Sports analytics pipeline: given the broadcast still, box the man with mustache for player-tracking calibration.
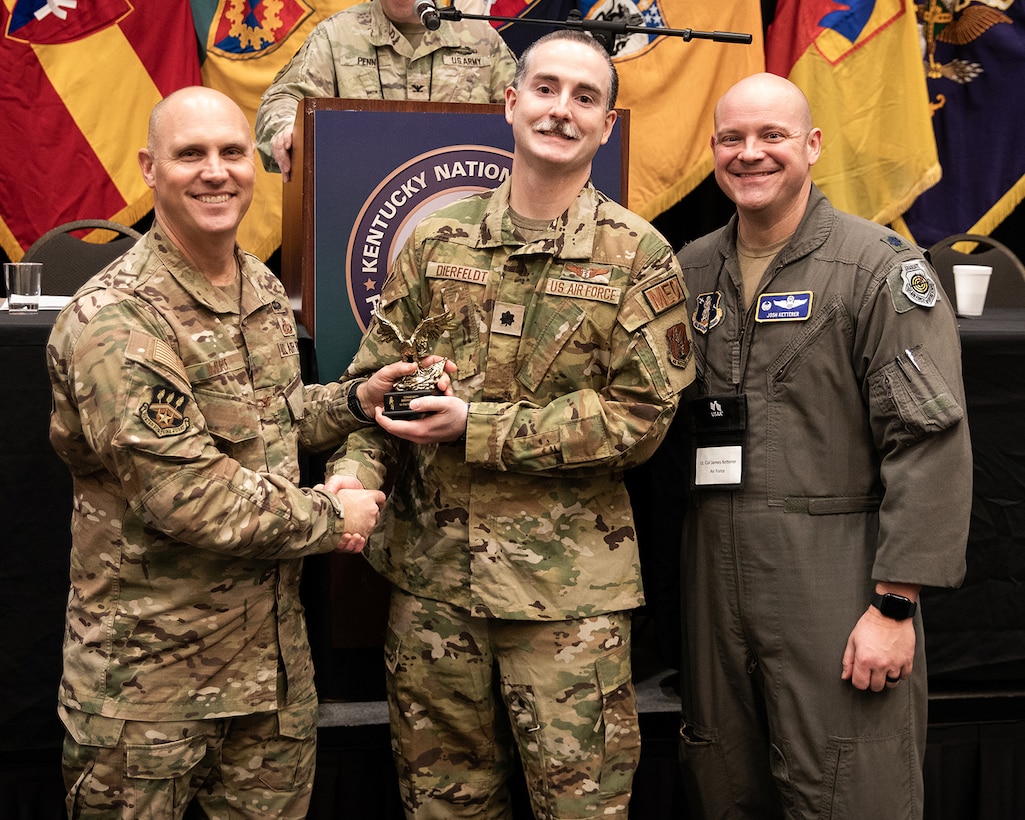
[325,30,695,819]
[675,73,972,818]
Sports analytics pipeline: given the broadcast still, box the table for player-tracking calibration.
[922,308,1025,688]
[0,310,70,754]
[2,307,1024,819]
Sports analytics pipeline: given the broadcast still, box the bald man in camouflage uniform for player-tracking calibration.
[46,87,417,818]
[255,0,517,181]
[327,31,695,819]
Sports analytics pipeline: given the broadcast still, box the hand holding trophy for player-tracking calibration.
[372,306,455,419]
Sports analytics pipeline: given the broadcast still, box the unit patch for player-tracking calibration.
[899,260,938,308]
[666,322,692,368]
[140,386,191,437]
[755,291,813,322]
[692,292,725,334]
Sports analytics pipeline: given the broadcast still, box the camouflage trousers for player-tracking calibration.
[60,706,316,819]
[384,588,641,820]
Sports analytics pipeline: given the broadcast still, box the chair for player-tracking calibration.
[927,232,1025,311]
[22,219,142,296]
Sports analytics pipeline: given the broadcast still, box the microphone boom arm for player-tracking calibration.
[435,7,753,45]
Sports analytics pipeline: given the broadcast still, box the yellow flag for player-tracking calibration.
[767,0,939,225]
[609,0,765,220]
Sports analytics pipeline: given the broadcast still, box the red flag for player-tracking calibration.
[0,1,201,260]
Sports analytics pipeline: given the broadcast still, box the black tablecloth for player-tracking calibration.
[922,309,1025,686]
[0,310,70,752]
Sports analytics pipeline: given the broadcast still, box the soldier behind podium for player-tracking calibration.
[255,0,517,182]
[43,86,429,818]
[326,30,695,819]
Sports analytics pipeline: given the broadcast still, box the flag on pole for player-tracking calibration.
[900,0,1025,248]
[0,1,201,261]
[578,0,765,221]
[191,0,359,262]
[766,0,939,226]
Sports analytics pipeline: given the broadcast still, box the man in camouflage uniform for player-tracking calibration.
[327,31,695,819]
[255,0,517,181]
[46,86,418,818]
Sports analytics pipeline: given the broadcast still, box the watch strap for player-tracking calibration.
[871,592,918,621]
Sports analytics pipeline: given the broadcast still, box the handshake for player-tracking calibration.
[316,356,459,553]
[317,475,385,555]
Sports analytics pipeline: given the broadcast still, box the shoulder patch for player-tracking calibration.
[692,292,725,334]
[666,322,692,369]
[126,328,188,384]
[898,260,938,308]
[139,386,191,437]
[642,276,685,315]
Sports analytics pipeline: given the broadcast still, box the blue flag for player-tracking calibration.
[901,0,1025,247]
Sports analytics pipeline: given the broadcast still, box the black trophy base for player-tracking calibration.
[383,388,438,419]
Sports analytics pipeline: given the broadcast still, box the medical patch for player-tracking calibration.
[139,386,191,437]
[755,291,813,322]
[899,260,938,307]
[692,292,725,334]
[642,277,685,315]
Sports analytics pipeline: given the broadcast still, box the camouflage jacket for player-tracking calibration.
[47,225,367,731]
[255,0,517,172]
[332,180,695,620]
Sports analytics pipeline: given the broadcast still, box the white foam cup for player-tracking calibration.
[952,264,992,317]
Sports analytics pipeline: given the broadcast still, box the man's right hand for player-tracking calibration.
[331,486,385,553]
[271,124,294,182]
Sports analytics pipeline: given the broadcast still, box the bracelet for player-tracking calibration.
[346,378,374,423]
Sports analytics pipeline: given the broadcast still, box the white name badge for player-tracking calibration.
[694,445,743,487]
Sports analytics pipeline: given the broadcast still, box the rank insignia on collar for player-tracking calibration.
[882,235,909,252]
[692,291,725,334]
[140,386,191,437]
[756,291,813,322]
[899,260,938,308]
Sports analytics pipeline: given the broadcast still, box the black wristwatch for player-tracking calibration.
[871,592,918,621]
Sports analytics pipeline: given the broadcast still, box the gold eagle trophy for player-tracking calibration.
[372,306,454,419]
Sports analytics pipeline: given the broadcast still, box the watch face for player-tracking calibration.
[875,593,916,620]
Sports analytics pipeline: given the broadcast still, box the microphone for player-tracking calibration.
[415,0,441,30]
